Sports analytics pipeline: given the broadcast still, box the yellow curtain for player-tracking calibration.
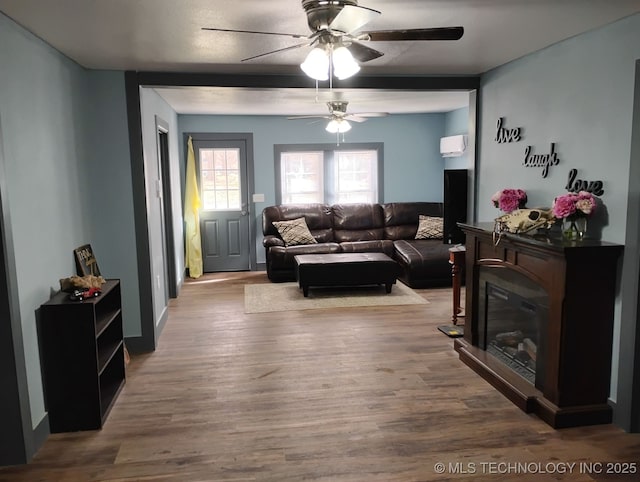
[184,136,203,278]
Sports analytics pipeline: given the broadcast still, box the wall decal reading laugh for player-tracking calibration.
[523,143,560,178]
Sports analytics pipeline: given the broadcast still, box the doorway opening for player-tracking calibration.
[155,117,177,299]
[188,133,256,273]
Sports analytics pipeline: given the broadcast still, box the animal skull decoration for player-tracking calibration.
[493,208,556,245]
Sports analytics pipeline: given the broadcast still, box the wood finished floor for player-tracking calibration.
[2,271,639,481]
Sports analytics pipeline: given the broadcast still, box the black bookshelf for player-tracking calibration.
[38,280,125,432]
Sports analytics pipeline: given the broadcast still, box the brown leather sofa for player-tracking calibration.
[262,202,454,287]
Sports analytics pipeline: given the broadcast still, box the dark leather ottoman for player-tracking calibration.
[294,253,399,297]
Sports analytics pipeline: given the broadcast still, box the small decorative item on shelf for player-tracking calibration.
[68,287,102,302]
[492,208,555,245]
[59,274,106,292]
[491,188,528,213]
[552,191,596,241]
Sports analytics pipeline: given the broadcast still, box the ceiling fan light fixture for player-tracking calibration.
[332,46,360,79]
[300,47,330,81]
[326,118,352,133]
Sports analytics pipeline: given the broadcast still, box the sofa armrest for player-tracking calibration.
[263,235,285,248]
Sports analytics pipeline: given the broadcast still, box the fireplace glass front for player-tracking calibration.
[479,268,548,387]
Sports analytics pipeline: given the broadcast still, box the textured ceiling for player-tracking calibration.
[1,0,638,114]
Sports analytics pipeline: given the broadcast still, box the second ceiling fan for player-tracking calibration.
[288,101,388,133]
[203,0,464,80]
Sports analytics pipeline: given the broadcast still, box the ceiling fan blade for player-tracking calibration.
[345,115,368,123]
[329,5,381,34]
[356,112,389,118]
[241,42,312,62]
[347,40,384,63]
[287,115,330,120]
[359,26,464,42]
[346,112,388,122]
[202,27,307,39]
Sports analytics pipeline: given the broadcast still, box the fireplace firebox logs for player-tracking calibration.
[495,330,523,346]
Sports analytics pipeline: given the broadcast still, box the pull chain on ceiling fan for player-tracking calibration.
[202,0,464,81]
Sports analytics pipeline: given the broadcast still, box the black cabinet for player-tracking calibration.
[38,279,125,432]
[443,169,468,244]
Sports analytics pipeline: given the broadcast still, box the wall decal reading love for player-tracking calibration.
[565,168,604,196]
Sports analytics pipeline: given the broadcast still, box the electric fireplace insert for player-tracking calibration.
[478,268,548,388]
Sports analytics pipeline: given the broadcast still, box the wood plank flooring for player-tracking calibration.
[1,271,639,481]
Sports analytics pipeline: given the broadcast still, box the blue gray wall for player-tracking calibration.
[477,13,640,428]
[178,113,449,263]
[85,71,141,339]
[444,106,470,170]
[1,11,91,430]
[0,13,137,434]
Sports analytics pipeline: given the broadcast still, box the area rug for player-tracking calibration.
[244,282,428,313]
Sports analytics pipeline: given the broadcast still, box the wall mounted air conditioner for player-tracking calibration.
[440,135,468,158]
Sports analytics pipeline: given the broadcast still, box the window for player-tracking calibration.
[199,148,241,210]
[275,143,383,205]
[334,150,378,203]
[280,151,324,204]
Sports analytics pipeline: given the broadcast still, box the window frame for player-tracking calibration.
[274,142,384,205]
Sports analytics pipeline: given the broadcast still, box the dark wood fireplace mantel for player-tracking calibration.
[454,222,623,428]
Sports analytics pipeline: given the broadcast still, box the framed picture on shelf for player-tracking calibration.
[74,244,101,276]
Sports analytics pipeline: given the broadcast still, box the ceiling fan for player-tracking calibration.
[202,0,464,80]
[288,100,388,133]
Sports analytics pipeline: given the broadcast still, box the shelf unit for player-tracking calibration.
[38,279,125,432]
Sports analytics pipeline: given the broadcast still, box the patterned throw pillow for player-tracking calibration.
[272,217,318,246]
[415,215,444,239]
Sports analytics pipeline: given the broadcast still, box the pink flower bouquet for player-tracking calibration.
[491,189,527,213]
[552,191,596,220]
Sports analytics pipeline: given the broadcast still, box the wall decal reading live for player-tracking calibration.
[495,117,522,143]
[565,168,604,196]
[523,143,559,178]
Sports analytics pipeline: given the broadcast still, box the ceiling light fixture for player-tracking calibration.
[300,43,360,81]
[325,118,352,134]
[300,47,330,81]
[332,46,360,79]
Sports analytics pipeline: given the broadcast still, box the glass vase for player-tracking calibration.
[562,217,587,241]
